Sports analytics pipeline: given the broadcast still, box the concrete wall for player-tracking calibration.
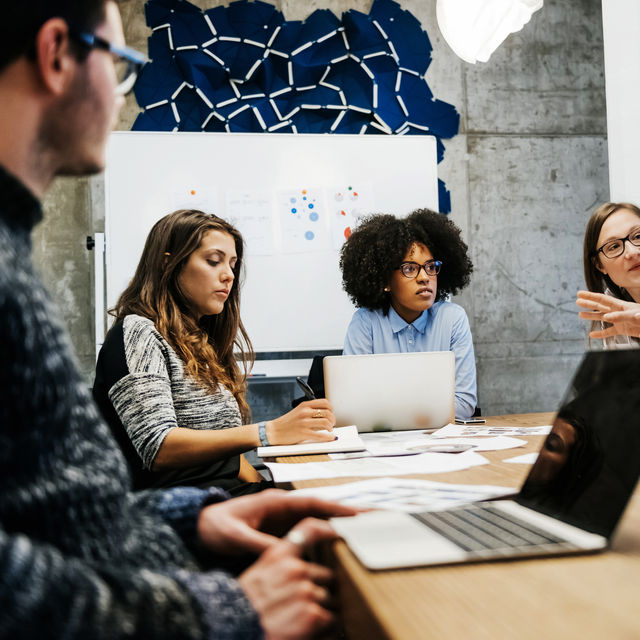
[33,0,608,418]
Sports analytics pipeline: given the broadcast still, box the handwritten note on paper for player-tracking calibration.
[225,189,274,255]
[278,187,330,253]
[327,183,375,249]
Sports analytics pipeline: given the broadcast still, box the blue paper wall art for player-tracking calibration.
[133,0,458,212]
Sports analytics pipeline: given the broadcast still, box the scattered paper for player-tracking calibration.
[293,477,517,512]
[432,423,552,438]
[343,431,526,458]
[265,449,489,483]
[504,453,539,464]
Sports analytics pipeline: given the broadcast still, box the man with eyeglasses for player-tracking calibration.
[0,2,356,639]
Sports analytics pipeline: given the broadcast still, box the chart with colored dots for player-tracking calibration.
[278,188,330,253]
[329,183,375,249]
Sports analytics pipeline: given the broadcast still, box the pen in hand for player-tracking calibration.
[295,376,316,400]
[295,376,338,442]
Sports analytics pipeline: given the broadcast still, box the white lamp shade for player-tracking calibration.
[436,0,543,64]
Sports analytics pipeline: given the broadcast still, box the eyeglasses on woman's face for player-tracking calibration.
[397,259,442,279]
[595,226,640,260]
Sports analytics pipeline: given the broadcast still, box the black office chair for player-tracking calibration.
[291,355,326,407]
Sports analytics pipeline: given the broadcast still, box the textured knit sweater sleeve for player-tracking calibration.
[0,525,261,640]
[108,316,182,469]
[0,165,263,640]
[0,278,262,640]
[103,315,242,472]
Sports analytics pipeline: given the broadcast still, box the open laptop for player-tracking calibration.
[331,349,640,569]
[324,351,455,432]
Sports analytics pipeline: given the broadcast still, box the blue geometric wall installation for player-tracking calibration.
[133,0,458,213]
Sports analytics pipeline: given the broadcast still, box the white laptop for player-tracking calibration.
[331,350,640,570]
[323,351,455,432]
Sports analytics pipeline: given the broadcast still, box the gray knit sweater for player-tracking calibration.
[93,315,242,489]
[0,165,262,639]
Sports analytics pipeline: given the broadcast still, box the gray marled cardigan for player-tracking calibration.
[0,165,262,640]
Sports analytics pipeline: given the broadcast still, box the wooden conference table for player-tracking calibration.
[271,413,640,639]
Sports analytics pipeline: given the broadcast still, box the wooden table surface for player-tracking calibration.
[274,413,640,639]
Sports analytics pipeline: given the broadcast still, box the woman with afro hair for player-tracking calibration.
[339,208,477,419]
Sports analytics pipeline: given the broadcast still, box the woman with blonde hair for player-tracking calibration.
[93,209,335,492]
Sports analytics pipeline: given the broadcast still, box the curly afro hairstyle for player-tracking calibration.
[339,208,473,312]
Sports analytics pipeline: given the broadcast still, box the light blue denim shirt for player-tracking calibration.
[343,302,477,419]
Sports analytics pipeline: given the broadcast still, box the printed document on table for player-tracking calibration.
[292,477,517,512]
[265,449,489,483]
[356,432,526,456]
[432,424,552,438]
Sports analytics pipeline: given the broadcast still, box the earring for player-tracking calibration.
[384,287,390,292]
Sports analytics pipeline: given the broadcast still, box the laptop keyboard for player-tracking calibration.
[411,504,577,555]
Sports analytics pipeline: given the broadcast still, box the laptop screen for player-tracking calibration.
[516,349,640,538]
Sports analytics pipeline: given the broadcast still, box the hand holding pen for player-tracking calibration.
[296,376,316,400]
[262,377,335,445]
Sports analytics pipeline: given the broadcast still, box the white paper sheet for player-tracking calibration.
[225,189,274,255]
[265,449,489,483]
[351,432,526,457]
[504,452,539,464]
[432,423,552,438]
[292,477,517,512]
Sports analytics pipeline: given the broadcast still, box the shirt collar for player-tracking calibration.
[0,164,43,232]
[388,305,431,334]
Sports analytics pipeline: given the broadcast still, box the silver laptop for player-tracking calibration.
[331,350,640,570]
[324,351,455,432]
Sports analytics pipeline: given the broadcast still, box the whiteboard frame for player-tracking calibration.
[103,131,438,354]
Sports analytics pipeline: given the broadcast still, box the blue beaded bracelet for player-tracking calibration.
[258,421,270,447]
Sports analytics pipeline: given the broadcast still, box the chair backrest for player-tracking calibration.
[291,355,326,408]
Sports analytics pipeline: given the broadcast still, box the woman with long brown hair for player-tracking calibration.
[93,209,335,493]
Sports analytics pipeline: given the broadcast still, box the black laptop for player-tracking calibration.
[331,350,640,569]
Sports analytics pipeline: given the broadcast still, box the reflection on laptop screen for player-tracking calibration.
[517,350,640,537]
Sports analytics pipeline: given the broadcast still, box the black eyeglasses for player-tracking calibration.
[71,31,148,95]
[397,260,442,279]
[595,227,640,260]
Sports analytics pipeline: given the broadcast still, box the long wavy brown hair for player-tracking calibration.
[112,209,254,420]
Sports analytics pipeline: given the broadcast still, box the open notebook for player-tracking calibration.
[331,350,640,569]
[257,425,365,458]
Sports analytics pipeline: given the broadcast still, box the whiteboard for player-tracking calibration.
[104,131,438,353]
